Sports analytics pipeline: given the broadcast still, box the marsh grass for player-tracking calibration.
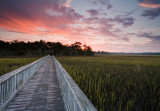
[57,55,160,111]
[0,57,40,76]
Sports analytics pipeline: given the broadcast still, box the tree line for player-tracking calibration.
[0,40,94,56]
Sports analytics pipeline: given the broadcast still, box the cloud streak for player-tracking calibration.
[127,32,160,44]
[138,32,160,43]
[138,0,160,8]
[141,8,160,20]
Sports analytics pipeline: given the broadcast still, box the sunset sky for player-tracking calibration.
[0,0,160,52]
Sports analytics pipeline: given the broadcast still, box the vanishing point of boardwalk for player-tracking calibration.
[4,57,66,111]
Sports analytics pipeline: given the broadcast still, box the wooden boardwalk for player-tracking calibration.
[4,57,66,111]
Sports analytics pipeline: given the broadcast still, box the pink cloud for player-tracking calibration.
[0,0,82,36]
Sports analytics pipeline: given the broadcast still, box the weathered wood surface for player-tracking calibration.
[4,57,66,111]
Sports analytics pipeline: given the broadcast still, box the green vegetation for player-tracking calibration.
[57,55,160,111]
[0,57,40,76]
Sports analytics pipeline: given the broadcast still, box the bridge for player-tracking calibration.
[0,56,97,111]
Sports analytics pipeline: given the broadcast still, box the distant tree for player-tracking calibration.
[0,40,94,56]
[83,45,93,55]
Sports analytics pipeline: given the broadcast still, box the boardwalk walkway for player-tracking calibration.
[4,57,66,111]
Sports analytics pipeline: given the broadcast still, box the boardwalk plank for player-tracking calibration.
[4,57,66,111]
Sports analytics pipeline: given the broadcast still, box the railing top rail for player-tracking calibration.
[0,56,48,83]
[53,56,97,111]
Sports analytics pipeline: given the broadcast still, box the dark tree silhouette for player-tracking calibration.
[0,40,94,56]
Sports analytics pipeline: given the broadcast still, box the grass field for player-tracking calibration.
[0,57,40,76]
[57,55,160,111]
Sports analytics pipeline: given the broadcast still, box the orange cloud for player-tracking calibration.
[138,2,160,8]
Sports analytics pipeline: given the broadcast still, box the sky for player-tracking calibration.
[0,0,160,52]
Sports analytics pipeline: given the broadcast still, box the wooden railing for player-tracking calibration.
[53,56,97,111]
[0,56,49,110]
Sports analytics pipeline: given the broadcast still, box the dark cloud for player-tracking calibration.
[122,37,130,42]
[86,9,108,17]
[128,32,160,43]
[114,15,135,27]
[107,4,112,9]
[83,17,99,24]
[112,29,121,33]
[138,32,160,43]
[88,0,112,9]
[108,15,135,27]
[141,8,160,20]
[86,9,99,17]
